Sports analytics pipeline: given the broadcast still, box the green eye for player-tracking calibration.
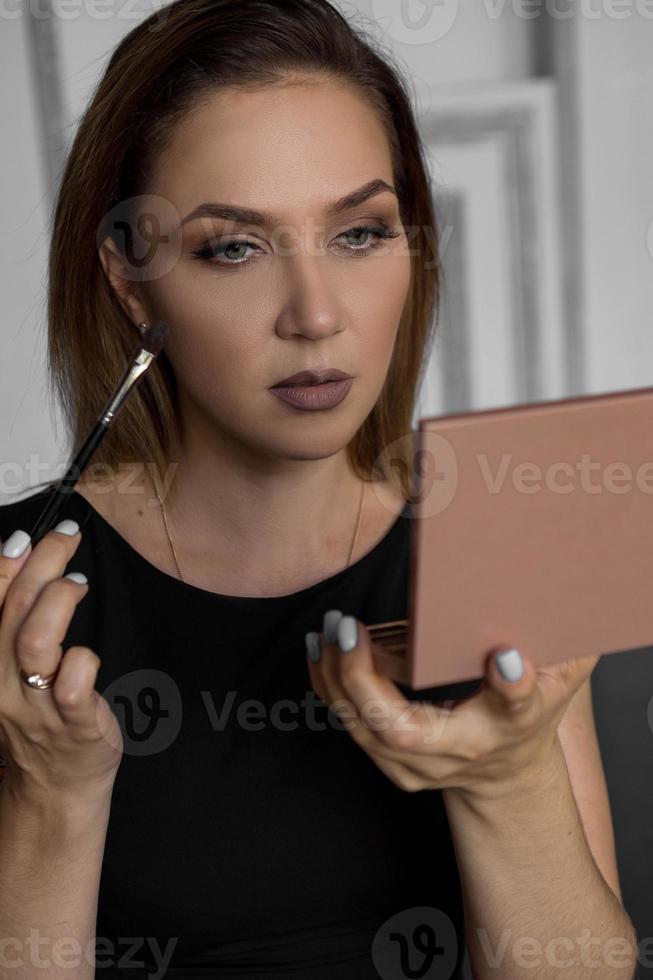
[192,223,401,268]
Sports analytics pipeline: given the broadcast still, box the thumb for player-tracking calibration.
[572,652,602,682]
[483,646,538,712]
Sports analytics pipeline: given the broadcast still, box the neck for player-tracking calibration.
[75,455,404,597]
[156,457,366,579]
[147,433,369,583]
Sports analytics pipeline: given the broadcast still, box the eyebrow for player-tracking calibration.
[180,178,397,228]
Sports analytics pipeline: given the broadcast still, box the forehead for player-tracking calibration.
[149,81,395,220]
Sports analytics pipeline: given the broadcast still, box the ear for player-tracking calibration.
[98,235,150,329]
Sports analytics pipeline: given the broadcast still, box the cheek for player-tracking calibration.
[349,253,411,354]
[145,249,410,388]
[144,269,266,382]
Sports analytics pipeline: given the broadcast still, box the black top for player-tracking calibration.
[0,486,479,979]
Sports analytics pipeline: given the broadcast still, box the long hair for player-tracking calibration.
[46,0,442,502]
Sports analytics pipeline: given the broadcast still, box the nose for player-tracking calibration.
[274,252,342,341]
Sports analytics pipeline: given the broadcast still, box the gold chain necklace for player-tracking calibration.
[153,478,366,585]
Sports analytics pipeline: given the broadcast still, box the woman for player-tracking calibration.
[0,0,637,977]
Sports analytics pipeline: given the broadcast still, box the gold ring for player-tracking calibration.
[19,668,58,691]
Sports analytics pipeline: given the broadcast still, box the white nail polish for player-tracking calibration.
[64,572,88,584]
[305,632,321,663]
[323,609,343,645]
[1,529,31,559]
[496,648,524,682]
[337,615,358,653]
[54,519,79,536]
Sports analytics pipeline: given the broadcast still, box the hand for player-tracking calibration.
[305,610,600,802]
[0,521,123,807]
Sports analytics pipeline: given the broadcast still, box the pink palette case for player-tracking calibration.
[370,383,653,690]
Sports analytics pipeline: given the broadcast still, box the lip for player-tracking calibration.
[270,368,352,388]
[269,377,353,411]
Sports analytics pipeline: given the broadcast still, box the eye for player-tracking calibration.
[334,225,401,257]
[191,239,261,266]
[191,223,402,269]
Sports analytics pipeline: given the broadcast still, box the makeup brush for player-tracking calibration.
[29,321,169,546]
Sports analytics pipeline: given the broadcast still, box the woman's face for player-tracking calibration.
[135,80,411,463]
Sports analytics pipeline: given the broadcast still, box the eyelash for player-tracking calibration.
[190,223,402,268]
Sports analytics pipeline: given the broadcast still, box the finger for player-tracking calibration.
[481,646,540,721]
[572,653,602,685]
[310,632,419,766]
[306,627,355,728]
[0,521,82,661]
[0,529,33,604]
[310,618,481,776]
[330,616,453,753]
[556,652,601,685]
[14,575,89,704]
[536,651,602,715]
[307,615,398,747]
[49,645,106,727]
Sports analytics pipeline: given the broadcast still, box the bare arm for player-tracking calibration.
[442,734,637,980]
[0,522,123,980]
[0,782,112,980]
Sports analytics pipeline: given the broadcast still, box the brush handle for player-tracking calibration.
[28,421,109,546]
[27,342,159,546]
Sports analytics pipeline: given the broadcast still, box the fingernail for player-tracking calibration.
[54,519,79,536]
[64,572,88,584]
[1,529,31,558]
[337,615,358,653]
[305,631,321,663]
[323,609,343,645]
[496,648,524,682]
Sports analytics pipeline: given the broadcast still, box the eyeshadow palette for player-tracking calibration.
[370,383,653,689]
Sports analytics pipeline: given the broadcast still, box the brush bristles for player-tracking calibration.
[141,320,168,356]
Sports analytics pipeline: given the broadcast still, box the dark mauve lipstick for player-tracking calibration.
[269,376,354,411]
[269,366,354,411]
[270,367,352,388]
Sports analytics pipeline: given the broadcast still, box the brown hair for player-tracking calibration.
[46,0,441,503]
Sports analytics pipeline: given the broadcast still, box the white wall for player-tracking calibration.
[0,0,535,503]
[574,14,653,393]
[0,13,63,501]
[3,0,653,505]
[351,0,534,90]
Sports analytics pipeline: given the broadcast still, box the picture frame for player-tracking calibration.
[412,78,567,423]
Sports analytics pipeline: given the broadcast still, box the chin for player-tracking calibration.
[261,431,359,462]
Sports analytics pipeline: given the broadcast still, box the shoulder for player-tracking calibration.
[74,465,152,527]
[368,474,407,518]
[351,476,408,566]
[0,484,58,543]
